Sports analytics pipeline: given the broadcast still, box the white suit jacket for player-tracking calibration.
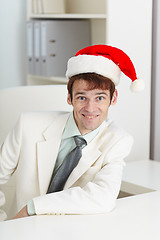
[0,111,133,215]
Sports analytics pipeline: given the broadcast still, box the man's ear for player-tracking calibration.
[111,89,118,106]
[67,93,72,105]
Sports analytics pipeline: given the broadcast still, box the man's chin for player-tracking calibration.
[83,123,100,133]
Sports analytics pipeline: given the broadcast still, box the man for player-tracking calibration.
[0,45,144,219]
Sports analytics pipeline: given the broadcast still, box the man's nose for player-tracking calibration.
[84,100,95,112]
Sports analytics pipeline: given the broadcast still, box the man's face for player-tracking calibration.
[67,80,117,135]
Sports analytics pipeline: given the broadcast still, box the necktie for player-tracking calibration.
[47,136,87,193]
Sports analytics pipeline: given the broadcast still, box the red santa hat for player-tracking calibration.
[66,44,144,92]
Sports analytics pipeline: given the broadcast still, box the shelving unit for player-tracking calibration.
[29,13,107,19]
[26,0,107,85]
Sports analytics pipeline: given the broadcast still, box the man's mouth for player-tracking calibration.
[82,114,99,119]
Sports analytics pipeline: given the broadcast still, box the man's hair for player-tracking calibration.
[67,73,115,102]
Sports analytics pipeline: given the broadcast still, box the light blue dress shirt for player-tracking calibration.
[27,112,100,215]
[53,112,100,176]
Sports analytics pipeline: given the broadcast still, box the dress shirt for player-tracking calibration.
[53,112,100,176]
[27,112,101,215]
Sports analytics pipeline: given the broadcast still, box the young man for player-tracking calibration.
[0,45,144,219]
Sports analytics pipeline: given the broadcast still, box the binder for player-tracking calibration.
[32,0,38,14]
[40,20,91,77]
[26,19,90,77]
[32,0,43,14]
[41,0,65,14]
[26,21,34,75]
[33,21,41,75]
[37,0,43,14]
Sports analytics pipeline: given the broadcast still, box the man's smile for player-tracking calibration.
[82,114,99,119]
[67,79,117,135]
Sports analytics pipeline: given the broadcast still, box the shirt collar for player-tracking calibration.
[62,112,101,144]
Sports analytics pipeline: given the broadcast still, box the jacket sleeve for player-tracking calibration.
[0,190,7,221]
[33,134,133,215]
[0,114,23,184]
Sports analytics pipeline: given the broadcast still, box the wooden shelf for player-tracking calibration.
[27,75,67,85]
[26,0,107,85]
[30,13,107,20]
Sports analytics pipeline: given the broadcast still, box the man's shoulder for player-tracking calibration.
[101,119,132,139]
[20,111,71,129]
[22,111,70,120]
[98,120,134,163]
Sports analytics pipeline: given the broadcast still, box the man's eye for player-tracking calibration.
[97,96,104,100]
[79,96,85,100]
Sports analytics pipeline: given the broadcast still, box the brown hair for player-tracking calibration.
[67,73,115,101]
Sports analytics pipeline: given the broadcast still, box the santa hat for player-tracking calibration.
[66,44,144,92]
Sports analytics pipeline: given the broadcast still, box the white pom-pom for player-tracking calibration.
[130,78,145,92]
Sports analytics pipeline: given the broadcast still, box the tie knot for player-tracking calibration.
[74,136,87,147]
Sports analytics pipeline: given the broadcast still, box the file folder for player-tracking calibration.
[26,19,90,77]
[37,0,43,14]
[40,20,91,77]
[33,21,41,75]
[32,0,38,14]
[26,21,34,75]
[31,0,43,14]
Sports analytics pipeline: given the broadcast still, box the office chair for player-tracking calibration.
[0,84,72,219]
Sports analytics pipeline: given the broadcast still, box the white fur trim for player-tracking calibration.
[66,55,121,85]
[130,78,145,92]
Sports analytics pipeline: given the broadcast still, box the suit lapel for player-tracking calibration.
[64,120,110,189]
[37,115,111,194]
[64,138,102,189]
[37,113,70,195]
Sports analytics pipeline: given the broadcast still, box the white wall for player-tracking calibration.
[150,0,160,161]
[0,0,153,163]
[107,0,152,162]
[0,0,27,89]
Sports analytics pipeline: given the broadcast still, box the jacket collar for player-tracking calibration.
[37,114,112,195]
[37,112,70,195]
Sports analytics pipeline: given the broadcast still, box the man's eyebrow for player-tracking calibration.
[74,92,87,96]
[95,92,109,96]
[74,91,109,96]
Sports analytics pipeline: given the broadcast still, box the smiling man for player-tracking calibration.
[0,45,144,219]
[67,74,117,135]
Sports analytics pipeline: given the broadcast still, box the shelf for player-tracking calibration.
[29,13,107,20]
[27,75,67,85]
[27,1,107,85]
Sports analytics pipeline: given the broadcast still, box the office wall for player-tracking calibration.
[107,0,152,162]
[0,0,152,163]
[0,0,26,89]
[150,0,160,161]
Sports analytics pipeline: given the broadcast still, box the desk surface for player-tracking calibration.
[121,159,160,194]
[1,191,160,240]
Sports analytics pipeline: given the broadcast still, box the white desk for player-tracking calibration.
[121,159,160,194]
[1,191,160,240]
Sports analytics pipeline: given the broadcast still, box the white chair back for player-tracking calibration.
[0,85,72,144]
[0,84,72,219]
